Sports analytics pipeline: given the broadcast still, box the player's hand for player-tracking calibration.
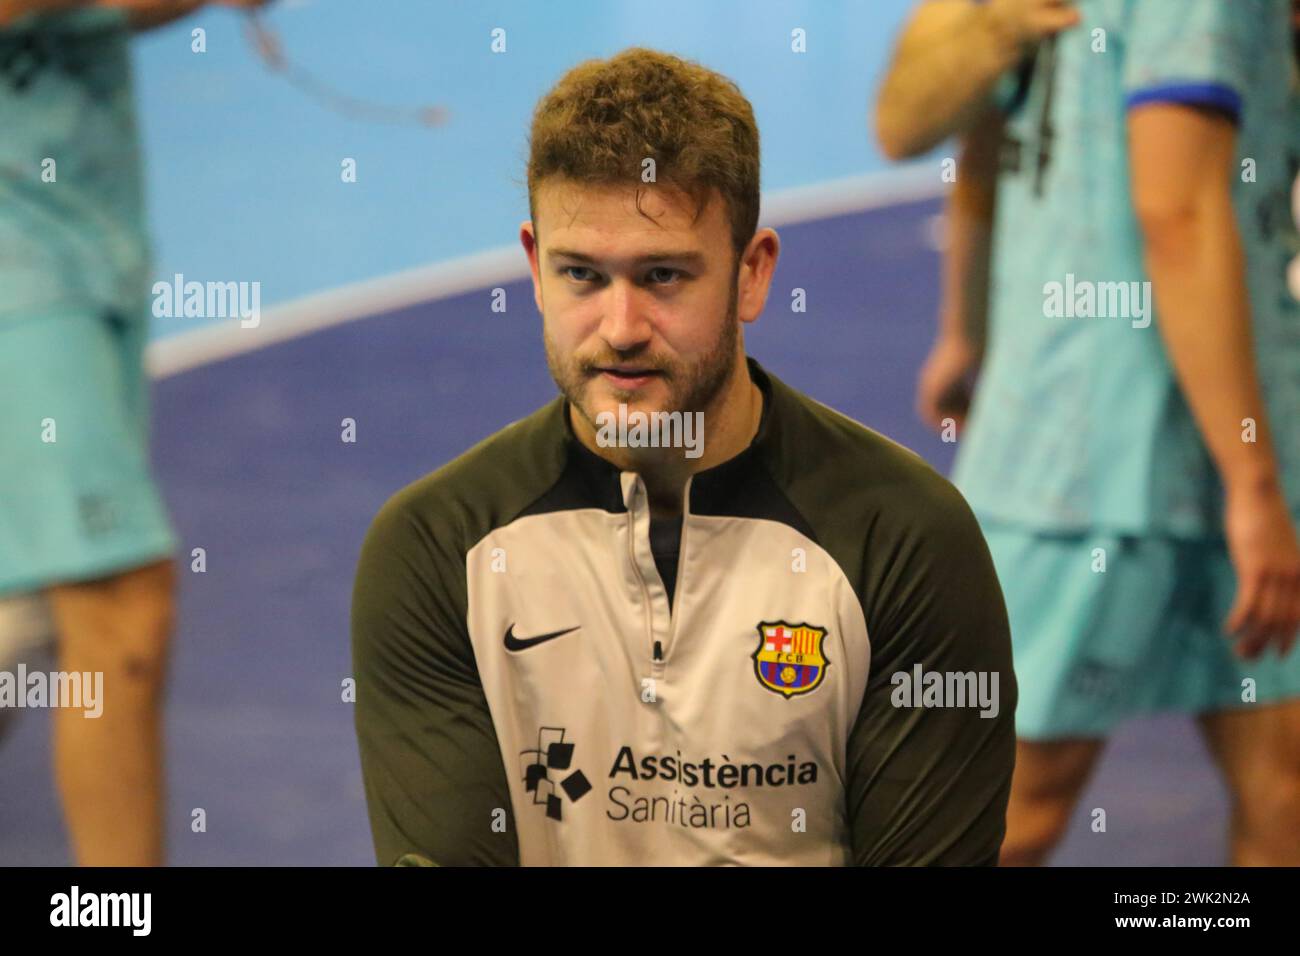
[1223,478,1300,659]
[916,333,979,433]
[985,0,1082,51]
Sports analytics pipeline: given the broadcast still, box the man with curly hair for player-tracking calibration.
[353,47,1016,866]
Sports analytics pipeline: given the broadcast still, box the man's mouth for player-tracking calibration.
[593,366,662,390]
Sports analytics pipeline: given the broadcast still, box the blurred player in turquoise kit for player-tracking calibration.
[878,0,1300,864]
[0,0,264,865]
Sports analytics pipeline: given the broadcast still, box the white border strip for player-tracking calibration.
[146,162,943,379]
[144,246,530,378]
[758,163,945,228]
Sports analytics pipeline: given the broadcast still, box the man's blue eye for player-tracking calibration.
[561,266,682,284]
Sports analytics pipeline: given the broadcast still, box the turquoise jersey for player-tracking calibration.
[0,9,148,326]
[954,0,1300,536]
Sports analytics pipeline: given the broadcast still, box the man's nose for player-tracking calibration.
[597,279,653,351]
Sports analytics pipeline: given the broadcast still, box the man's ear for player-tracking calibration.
[738,227,780,325]
[520,221,544,314]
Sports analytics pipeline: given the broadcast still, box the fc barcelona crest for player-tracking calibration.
[752,621,829,699]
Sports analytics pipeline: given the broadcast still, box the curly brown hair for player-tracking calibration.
[526,47,760,264]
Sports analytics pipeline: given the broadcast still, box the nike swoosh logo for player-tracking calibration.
[503,623,580,652]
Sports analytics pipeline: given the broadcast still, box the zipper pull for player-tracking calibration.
[653,640,663,662]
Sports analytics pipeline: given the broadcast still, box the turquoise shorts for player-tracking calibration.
[981,521,1300,740]
[0,307,175,596]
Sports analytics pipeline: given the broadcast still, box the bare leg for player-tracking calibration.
[1198,699,1300,866]
[1000,737,1106,866]
[46,559,175,866]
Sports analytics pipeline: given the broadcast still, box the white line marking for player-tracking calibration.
[146,163,944,379]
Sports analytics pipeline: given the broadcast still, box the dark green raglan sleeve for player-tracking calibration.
[844,475,1017,866]
[351,489,519,866]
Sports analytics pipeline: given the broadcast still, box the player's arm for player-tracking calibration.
[0,0,94,26]
[110,1,205,31]
[351,494,520,866]
[0,0,248,31]
[916,108,1002,431]
[1130,104,1300,658]
[874,0,1079,160]
[845,480,1017,866]
[107,0,264,32]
